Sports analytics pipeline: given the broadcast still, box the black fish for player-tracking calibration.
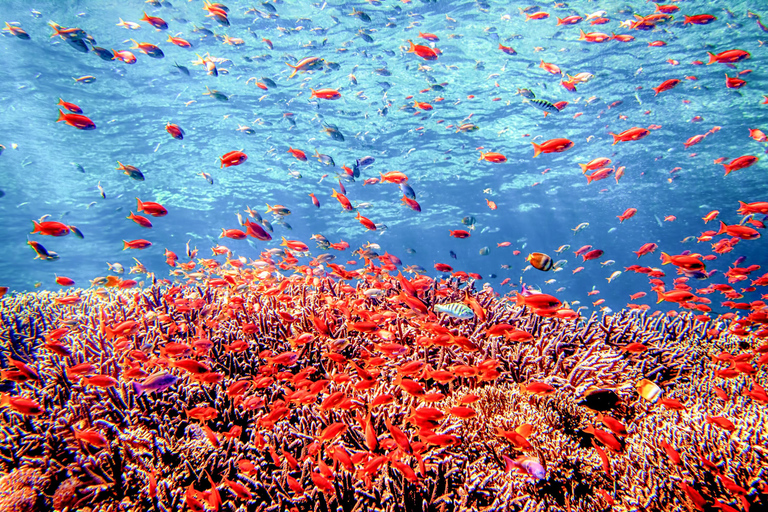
[450,250,457,259]
[578,389,620,411]
[91,45,114,61]
[66,38,89,53]
[174,62,190,75]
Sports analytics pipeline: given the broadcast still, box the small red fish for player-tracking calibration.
[221,150,248,168]
[56,109,95,130]
[165,123,185,140]
[57,98,82,113]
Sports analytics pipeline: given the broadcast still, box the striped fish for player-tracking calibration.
[526,98,560,115]
[434,302,474,319]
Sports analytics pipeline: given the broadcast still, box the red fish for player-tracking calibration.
[526,11,549,21]
[0,394,43,415]
[57,98,82,113]
[634,243,658,258]
[165,123,184,140]
[618,208,637,222]
[356,212,376,230]
[725,74,746,89]
[532,138,574,157]
[652,79,680,95]
[499,44,516,55]
[479,151,507,163]
[406,40,439,60]
[56,109,95,130]
[450,230,471,238]
[141,11,168,29]
[539,60,562,76]
[288,147,307,161]
[585,167,614,184]
[281,237,308,252]
[32,220,70,236]
[684,14,717,25]
[609,127,649,144]
[717,221,760,240]
[707,49,750,64]
[737,201,768,215]
[578,157,611,173]
[137,198,168,217]
[310,88,341,100]
[578,29,610,42]
[582,249,604,261]
[55,276,74,286]
[722,155,757,175]
[221,150,247,168]
[123,239,152,250]
[557,16,582,25]
[166,35,191,48]
[221,228,247,239]
[127,212,153,228]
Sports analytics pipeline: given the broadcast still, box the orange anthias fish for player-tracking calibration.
[479,151,507,163]
[609,127,650,144]
[56,109,95,130]
[406,40,439,60]
[310,88,341,100]
[532,138,574,157]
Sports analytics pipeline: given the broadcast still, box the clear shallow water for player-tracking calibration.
[0,0,765,315]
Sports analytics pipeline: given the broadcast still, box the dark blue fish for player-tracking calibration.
[356,156,375,168]
[399,183,416,199]
[91,45,114,61]
[174,62,190,75]
[69,226,84,239]
[132,373,179,396]
[450,250,457,259]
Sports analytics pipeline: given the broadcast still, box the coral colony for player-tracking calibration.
[1,272,766,511]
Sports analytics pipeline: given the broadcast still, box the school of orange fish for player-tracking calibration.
[1,0,768,511]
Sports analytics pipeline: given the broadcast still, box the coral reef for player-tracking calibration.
[0,275,766,511]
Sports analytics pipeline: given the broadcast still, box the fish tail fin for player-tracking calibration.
[478,151,485,161]
[578,163,588,173]
[280,236,288,247]
[309,88,316,98]
[141,12,149,22]
[0,393,9,408]
[406,40,415,53]
[122,240,129,251]
[578,29,586,40]
[514,292,526,306]
[556,17,563,25]
[220,228,226,238]
[656,291,665,303]
[722,161,733,175]
[132,381,144,397]
[652,85,660,95]
[660,252,671,265]
[706,52,717,65]
[609,132,620,145]
[31,220,41,234]
[531,142,542,158]
[56,109,66,123]
[717,221,727,235]
[683,15,691,24]
[136,197,144,212]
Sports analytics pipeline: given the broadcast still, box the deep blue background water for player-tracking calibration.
[0,0,766,316]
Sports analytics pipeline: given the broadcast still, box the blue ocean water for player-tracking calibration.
[0,0,765,316]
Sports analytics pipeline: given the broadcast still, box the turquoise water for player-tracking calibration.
[0,0,766,314]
